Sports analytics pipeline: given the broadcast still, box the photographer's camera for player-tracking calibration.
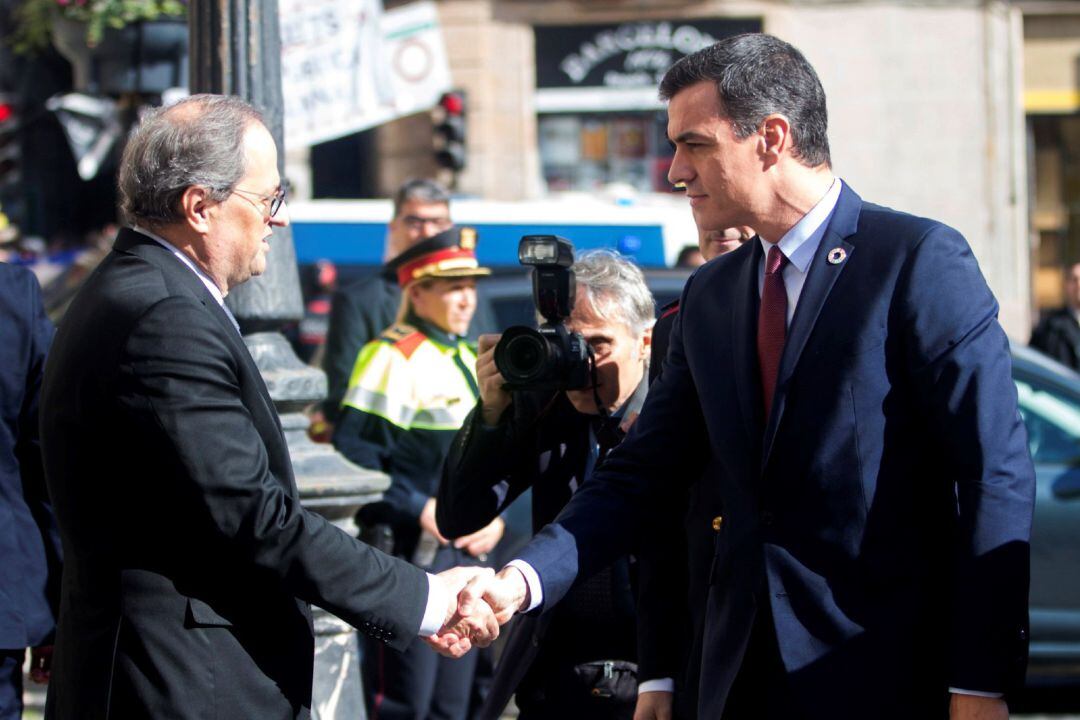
[494,235,593,390]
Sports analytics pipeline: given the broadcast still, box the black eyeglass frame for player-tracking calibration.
[231,180,289,218]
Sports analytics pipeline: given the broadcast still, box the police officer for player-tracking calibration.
[321,178,453,426]
[333,227,502,720]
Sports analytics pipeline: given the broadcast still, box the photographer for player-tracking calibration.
[437,249,671,720]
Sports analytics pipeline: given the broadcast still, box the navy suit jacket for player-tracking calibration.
[0,263,59,650]
[517,184,1035,718]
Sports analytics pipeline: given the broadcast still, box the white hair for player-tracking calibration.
[571,249,654,337]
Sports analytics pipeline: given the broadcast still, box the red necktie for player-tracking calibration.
[758,245,788,421]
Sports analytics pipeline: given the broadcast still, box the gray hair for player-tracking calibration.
[118,94,265,228]
[393,178,451,217]
[659,33,831,168]
[572,249,654,337]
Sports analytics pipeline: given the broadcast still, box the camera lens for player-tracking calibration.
[502,333,548,380]
[494,326,559,385]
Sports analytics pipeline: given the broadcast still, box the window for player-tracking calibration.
[538,112,672,193]
[1015,374,1080,465]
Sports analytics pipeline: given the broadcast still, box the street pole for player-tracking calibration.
[188,2,385,717]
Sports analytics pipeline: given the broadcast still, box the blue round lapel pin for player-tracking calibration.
[827,247,847,265]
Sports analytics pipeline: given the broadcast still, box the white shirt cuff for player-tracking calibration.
[949,688,1003,698]
[638,678,675,694]
[506,559,543,612]
[418,572,449,637]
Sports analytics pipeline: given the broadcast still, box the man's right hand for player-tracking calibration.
[476,334,511,426]
[458,565,530,625]
[424,566,498,658]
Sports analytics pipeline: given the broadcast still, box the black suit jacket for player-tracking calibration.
[1029,306,1080,372]
[0,263,60,650]
[438,391,644,717]
[517,185,1035,719]
[40,229,430,719]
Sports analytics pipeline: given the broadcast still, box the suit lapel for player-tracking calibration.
[761,185,863,467]
[732,239,764,446]
[113,229,281,428]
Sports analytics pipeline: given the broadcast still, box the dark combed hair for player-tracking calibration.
[392,178,451,217]
[660,33,831,168]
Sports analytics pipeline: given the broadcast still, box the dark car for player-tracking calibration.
[1013,343,1080,686]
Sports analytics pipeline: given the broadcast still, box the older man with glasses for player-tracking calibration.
[321,178,454,429]
[38,94,494,720]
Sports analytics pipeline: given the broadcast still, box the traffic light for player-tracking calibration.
[0,96,23,231]
[434,90,467,173]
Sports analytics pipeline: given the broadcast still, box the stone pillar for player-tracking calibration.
[188,2,387,717]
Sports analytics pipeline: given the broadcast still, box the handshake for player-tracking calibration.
[424,565,531,658]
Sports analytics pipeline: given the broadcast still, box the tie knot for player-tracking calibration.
[766,245,787,275]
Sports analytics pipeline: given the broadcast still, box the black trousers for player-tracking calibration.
[0,650,24,720]
[516,686,635,720]
[360,546,483,720]
[720,606,797,720]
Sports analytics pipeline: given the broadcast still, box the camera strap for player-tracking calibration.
[587,345,609,420]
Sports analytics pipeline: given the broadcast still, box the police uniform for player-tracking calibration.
[332,227,491,720]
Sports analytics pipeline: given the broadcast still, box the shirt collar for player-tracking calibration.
[133,226,226,307]
[590,375,648,449]
[758,177,843,273]
[614,374,649,421]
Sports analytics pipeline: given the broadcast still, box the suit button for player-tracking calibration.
[711,516,724,532]
[760,511,774,527]
[1020,629,1028,641]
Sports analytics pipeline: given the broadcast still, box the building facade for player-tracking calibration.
[365,0,1033,338]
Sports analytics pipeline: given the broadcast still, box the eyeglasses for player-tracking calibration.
[231,181,289,218]
[400,214,451,231]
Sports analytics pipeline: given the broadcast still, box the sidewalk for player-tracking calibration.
[22,667,44,719]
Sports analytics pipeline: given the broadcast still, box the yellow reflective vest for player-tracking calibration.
[333,319,479,536]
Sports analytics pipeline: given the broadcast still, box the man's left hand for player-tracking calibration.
[29,645,53,684]
[633,690,673,720]
[950,693,1009,720]
[453,517,505,558]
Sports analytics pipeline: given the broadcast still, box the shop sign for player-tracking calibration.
[280,0,452,147]
[535,19,761,91]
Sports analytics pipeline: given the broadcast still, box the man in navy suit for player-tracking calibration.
[0,263,60,719]
[458,34,1035,720]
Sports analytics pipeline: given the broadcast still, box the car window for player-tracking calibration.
[493,297,538,331]
[1015,374,1080,465]
[653,291,681,310]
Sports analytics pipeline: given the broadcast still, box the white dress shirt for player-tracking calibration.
[756,177,842,320]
